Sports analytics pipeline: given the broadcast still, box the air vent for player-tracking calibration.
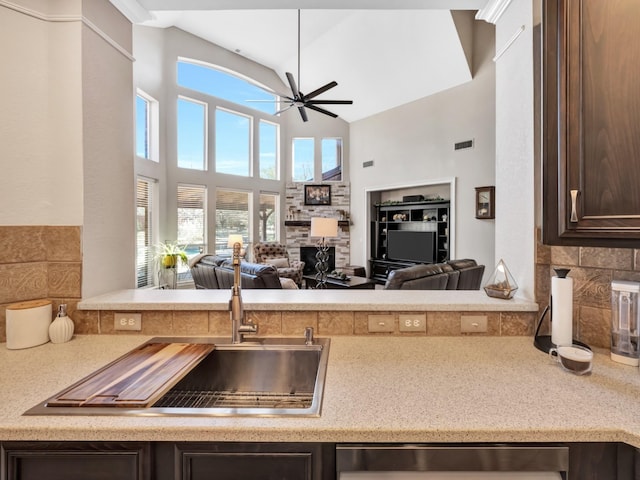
[454,139,474,150]
[362,160,374,168]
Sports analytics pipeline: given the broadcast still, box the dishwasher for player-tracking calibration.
[336,444,568,480]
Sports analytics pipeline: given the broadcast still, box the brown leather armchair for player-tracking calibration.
[253,242,305,286]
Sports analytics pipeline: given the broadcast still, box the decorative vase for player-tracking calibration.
[49,304,74,343]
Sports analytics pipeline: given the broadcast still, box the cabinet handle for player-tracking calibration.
[570,189,579,222]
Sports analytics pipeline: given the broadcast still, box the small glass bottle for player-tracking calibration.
[49,304,74,344]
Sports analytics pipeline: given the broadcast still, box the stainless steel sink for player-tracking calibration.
[24,336,330,417]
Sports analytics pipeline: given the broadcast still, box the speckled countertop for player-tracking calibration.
[78,289,539,312]
[2,334,640,446]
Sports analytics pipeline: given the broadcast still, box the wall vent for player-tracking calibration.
[454,139,474,150]
[362,160,374,168]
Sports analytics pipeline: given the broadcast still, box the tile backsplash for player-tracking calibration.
[536,229,640,348]
[0,226,82,342]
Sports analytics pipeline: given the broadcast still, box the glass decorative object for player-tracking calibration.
[483,259,518,299]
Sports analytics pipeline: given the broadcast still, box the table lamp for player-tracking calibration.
[310,217,338,289]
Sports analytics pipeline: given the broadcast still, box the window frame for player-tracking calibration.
[135,176,158,288]
[135,90,159,162]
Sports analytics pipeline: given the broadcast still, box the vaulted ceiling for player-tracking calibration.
[112,0,493,122]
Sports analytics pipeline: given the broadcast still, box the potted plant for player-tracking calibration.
[154,241,189,269]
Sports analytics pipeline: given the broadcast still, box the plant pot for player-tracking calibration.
[161,254,178,268]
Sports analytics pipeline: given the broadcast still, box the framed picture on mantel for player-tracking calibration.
[304,184,331,205]
[475,186,495,219]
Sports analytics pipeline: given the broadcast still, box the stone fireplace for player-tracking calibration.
[284,183,350,271]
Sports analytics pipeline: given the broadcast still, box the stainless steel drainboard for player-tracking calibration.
[153,390,314,409]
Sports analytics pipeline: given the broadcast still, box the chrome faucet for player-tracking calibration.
[229,241,258,344]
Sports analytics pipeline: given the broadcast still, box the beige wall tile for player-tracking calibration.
[318,311,354,335]
[173,311,208,335]
[99,311,115,334]
[0,226,46,264]
[578,305,611,349]
[48,262,82,298]
[0,305,6,342]
[536,240,551,265]
[551,246,580,266]
[141,311,173,335]
[611,270,640,284]
[246,311,282,336]
[580,247,633,270]
[209,311,231,336]
[74,309,99,334]
[501,312,535,336]
[571,266,612,309]
[535,264,551,305]
[0,263,48,304]
[635,250,640,271]
[427,312,460,336]
[282,311,318,335]
[45,226,82,262]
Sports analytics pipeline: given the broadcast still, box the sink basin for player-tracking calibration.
[24,336,330,417]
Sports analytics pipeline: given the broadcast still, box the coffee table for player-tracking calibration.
[303,274,376,290]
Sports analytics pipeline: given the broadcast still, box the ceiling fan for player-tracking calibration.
[274,10,353,122]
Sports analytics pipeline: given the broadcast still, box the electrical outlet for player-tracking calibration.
[398,314,426,332]
[368,314,395,333]
[114,312,142,331]
[461,315,488,333]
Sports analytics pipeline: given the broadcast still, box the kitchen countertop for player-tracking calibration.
[78,289,539,312]
[2,334,640,446]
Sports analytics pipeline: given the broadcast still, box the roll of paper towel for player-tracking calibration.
[551,270,573,346]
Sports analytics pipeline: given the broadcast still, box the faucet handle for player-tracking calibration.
[304,327,314,345]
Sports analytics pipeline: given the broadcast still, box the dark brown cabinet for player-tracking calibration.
[543,0,640,247]
[1,442,150,480]
[153,442,332,480]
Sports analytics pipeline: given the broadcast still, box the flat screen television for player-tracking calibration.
[386,230,436,263]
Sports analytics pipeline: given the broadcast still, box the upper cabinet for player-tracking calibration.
[543,0,640,247]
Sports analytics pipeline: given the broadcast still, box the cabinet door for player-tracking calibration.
[2,442,150,480]
[170,443,325,480]
[543,0,640,246]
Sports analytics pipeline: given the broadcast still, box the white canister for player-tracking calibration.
[6,299,52,349]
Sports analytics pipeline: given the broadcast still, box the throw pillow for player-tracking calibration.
[279,277,298,289]
[264,257,289,268]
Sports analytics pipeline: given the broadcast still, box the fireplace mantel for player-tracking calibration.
[284,220,350,227]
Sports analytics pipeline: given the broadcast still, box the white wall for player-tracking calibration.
[493,2,535,299]
[81,2,135,298]
[0,2,83,226]
[349,18,496,278]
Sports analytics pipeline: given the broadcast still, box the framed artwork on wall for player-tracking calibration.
[475,186,495,219]
[304,185,331,205]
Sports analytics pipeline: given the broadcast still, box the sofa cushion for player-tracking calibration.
[264,257,290,268]
[447,259,485,290]
[384,264,449,290]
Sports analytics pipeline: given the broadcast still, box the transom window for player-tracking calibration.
[177,59,277,115]
[215,107,251,177]
[177,97,207,170]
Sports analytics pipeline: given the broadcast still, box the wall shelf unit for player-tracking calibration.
[370,200,450,284]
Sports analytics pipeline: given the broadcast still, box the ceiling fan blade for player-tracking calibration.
[305,104,338,118]
[298,106,308,122]
[286,72,300,98]
[274,104,295,116]
[306,99,353,105]
[304,81,338,100]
